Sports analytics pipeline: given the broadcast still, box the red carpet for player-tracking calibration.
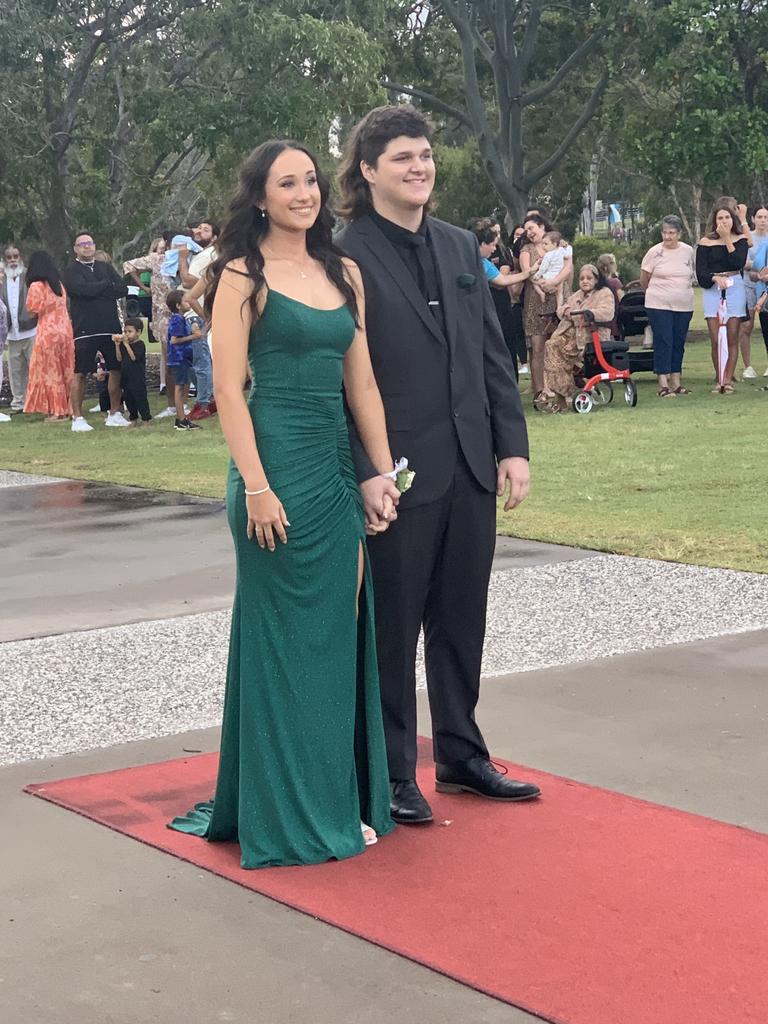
[26,744,768,1024]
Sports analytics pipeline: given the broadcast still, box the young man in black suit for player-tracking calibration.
[337,105,541,823]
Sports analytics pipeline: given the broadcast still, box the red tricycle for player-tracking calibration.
[570,309,638,414]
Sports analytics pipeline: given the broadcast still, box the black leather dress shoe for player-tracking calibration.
[435,756,541,801]
[390,779,433,823]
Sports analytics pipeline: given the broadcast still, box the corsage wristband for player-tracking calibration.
[382,457,416,494]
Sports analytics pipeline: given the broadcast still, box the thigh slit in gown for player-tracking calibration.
[169,290,394,867]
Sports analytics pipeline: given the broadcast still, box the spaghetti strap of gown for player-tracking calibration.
[169,290,394,867]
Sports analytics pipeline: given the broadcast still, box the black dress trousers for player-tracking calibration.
[367,451,495,780]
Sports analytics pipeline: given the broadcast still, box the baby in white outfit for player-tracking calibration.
[532,230,565,303]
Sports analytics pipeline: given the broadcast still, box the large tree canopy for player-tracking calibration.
[1,0,766,256]
[0,0,383,258]
[381,0,616,221]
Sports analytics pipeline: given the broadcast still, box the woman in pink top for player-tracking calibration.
[640,215,695,397]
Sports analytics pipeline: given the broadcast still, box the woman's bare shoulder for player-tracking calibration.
[224,256,249,274]
[220,257,257,296]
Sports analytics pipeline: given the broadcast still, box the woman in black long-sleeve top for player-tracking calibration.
[696,199,749,394]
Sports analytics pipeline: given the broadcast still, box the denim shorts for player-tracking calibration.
[171,361,193,386]
[702,275,746,320]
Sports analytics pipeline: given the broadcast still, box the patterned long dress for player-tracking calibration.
[122,252,173,372]
[24,282,74,416]
[543,286,616,403]
[521,242,558,336]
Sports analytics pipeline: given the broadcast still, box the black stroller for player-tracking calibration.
[616,281,654,374]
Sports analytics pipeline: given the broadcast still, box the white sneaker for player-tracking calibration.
[155,406,177,419]
[71,417,94,432]
[763,367,768,377]
[742,365,758,379]
[0,412,11,423]
[89,404,102,413]
[105,411,130,427]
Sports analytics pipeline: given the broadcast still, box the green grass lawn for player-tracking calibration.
[2,325,767,573]
[501,337,768,573]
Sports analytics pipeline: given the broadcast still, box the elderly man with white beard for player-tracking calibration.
[0,245,38,412]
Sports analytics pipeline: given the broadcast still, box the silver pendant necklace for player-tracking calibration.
[263,246,311,280]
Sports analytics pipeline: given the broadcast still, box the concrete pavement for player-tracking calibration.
[2,471,766,1024]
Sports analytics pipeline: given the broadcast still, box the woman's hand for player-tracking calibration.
[360,476,400,533]
[716,220,731,240]
[246,490,290,551]
[737,203,748,224]
[539,278,558,292]
[712,275,730,290]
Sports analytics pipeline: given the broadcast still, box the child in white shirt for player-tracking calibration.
[532,231,565,303]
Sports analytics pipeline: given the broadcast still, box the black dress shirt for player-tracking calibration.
[368,209,446,335]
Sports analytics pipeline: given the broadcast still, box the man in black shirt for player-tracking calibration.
[337,105,540,825]
[62,232,129,432]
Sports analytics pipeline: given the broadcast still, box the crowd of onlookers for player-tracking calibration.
[2,198,768,430]
[0,220,220,431]
[467,198,768,411]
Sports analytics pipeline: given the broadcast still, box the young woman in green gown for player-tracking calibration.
[169,141,402,867]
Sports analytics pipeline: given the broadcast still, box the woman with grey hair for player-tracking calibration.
[640,215,695,397]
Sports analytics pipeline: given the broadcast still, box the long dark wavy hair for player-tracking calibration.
[522,212,554,237]
[26,250,63,296]
[205,140,358,325]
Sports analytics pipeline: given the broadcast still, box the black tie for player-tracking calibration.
[406,233,445,335]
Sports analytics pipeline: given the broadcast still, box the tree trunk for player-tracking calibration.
[386,2,607,235]
[42,145,72,265]
[692,185,702,243]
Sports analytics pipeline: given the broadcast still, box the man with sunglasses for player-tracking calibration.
[63,232,130,431]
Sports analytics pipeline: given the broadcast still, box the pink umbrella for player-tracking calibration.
[717,291,729,388]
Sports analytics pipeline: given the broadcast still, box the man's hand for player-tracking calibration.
[360,476,400,532]
[497,457,530,511]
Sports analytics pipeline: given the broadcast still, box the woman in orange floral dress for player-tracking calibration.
[24,251,74,421]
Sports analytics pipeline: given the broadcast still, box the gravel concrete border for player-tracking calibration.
[4,554,768,766]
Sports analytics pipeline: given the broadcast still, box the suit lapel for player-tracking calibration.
[428,219,458,358]
[353,216,446,346]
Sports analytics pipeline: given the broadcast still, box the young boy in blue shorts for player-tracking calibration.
[166,289,202,431]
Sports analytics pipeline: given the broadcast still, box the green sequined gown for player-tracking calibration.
[169,290,395,867]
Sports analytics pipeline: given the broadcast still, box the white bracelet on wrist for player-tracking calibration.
[382,457,409,480]
[245,485,270,496]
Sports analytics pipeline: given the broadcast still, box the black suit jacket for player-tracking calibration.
[337,214,529,508]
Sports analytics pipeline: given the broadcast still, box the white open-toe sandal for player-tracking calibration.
[361,822,378,846]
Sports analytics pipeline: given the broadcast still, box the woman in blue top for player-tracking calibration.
[470,218,538,378]
[753,232,768,385]
[470,218,538,288]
